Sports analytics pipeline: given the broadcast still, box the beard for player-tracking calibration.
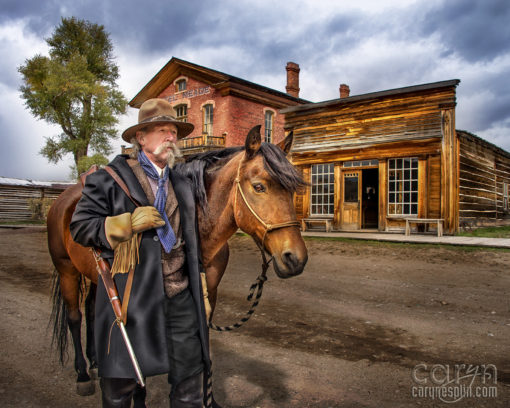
[153,141,182,168]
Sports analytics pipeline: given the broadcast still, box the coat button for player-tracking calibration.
[153,235,159,242]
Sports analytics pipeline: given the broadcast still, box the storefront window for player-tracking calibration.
[388,158,418,215]
[311,163,334,216]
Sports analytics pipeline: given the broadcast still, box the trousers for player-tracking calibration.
[101,287,204,407]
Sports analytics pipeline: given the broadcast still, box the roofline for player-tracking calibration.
[281,79,461,114]
[129,57,310,107]
[456,129,510,159]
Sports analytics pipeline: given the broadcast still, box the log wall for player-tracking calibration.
[0,184,68,221]
[458,131,510,226]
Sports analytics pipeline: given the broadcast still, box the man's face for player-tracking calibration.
[136,123,179,167]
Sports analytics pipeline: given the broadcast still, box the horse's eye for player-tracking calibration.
[253,183,266,193]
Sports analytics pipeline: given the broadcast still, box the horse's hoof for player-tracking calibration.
[89,367,98,380]
[76,380,95,396]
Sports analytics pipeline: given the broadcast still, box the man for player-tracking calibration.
[70,98,211,407]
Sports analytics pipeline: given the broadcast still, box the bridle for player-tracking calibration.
[233,154,301,256]
[208,154,301,333]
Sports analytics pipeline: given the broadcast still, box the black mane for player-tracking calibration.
[174,143,306,209]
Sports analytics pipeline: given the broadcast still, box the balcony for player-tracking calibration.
[178,133,225,156]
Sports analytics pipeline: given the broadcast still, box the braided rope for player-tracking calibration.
[208,271,268,332]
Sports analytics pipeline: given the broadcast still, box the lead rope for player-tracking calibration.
[205,155,300,407]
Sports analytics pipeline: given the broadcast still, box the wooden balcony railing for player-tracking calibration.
[178,134,225,150]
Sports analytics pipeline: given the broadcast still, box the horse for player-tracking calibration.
[47,124,308,397]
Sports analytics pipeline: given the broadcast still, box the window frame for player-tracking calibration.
[387,157,419,216]
[264,110,274,143]
[310,163,335,217]
[203,104,213,136]
[175,79,187,92]
[174,104,188,122]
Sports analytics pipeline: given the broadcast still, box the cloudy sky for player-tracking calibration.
[1,0,509,181]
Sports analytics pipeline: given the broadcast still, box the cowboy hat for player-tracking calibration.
[121,98,194,142]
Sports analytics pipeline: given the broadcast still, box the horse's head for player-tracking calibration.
[234,126,308,278]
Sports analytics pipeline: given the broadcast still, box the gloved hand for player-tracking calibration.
[131,206,166,233]
[104,212,133,250]
[105,207,165,250]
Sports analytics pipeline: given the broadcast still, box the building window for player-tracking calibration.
[311,163,334,216]
[504,182,509,210]
[174,104,188,122]
[264,110,274,143]
[343,159,379,167]
[203,104,213,136]
[176,79,186,92]
[388,157,418,215]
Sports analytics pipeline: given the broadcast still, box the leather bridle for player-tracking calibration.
[233,155,301,258]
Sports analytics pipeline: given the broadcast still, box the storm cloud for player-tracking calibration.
[1,0,509,180]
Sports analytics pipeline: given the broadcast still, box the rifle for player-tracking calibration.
[92,248,145,387]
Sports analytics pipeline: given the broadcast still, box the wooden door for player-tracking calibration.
[341,170,361,230]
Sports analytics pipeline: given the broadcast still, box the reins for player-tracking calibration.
[208,155,300,332]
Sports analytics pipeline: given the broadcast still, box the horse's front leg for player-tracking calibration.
[205,243,229,319]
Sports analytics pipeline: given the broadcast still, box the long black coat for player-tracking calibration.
[70,155,210,379]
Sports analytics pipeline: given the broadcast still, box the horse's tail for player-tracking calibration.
[49,268,69,365]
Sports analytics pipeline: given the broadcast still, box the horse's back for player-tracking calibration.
[47,183,98,283]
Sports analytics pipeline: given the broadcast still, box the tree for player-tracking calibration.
[18,17,127,168]
[70,153,110,180]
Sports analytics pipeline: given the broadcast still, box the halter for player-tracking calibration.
[208,155,301,334]
[233,155,301,260]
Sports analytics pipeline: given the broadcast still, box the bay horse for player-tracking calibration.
[47,125,308,396]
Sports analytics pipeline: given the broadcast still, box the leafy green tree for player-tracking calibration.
[70,153,110,180]
[18,17,127,168]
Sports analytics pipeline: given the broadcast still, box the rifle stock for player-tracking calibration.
[92,248,145,387]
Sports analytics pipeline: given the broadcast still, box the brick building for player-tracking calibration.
[128,57,308,156]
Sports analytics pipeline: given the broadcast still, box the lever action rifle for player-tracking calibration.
[92,248,145,387]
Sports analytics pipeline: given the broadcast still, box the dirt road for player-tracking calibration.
[0,228,509,407]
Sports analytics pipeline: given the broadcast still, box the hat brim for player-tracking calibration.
[121,119,194,143]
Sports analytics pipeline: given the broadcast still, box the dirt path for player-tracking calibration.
[0,228,509,407]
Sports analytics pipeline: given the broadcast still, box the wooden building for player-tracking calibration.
[282,80,510,234]
[0,177,72,221]
[128,58,308,156]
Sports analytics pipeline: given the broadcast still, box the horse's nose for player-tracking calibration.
[282,249,307,274]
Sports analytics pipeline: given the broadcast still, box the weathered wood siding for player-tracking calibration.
[285,82,458,231]
[458,131,510,226]
[0,185,68,221]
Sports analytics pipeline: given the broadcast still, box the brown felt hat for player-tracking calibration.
[121,98,194,142]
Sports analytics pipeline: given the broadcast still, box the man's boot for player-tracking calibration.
[100,378,137,408]
[170,372,203,408]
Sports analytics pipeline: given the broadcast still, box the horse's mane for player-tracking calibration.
[174,143,306,209]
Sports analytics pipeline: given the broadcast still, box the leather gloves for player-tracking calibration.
[104,206,165,250]
[131,206,165,233]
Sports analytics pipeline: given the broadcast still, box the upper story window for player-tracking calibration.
[264,110,274,143]
[176,79,187,92]
[175,104,188,122]
[388,157,418,216]
[203,104,213,136]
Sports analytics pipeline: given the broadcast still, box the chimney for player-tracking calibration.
[286,62,300,98]
[339,84,350,98]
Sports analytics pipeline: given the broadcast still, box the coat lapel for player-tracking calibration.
[109,155,150,207]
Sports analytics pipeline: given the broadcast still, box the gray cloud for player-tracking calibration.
[421,0,510,63]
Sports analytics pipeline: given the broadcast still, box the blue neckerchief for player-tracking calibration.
[137,150,176,253]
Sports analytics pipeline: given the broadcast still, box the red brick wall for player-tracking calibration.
[158,77,286,147]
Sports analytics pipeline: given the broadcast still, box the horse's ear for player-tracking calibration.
[245,125,262,159]
[277,131,293,155]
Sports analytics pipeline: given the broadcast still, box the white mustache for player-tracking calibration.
[154,141,175,155]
